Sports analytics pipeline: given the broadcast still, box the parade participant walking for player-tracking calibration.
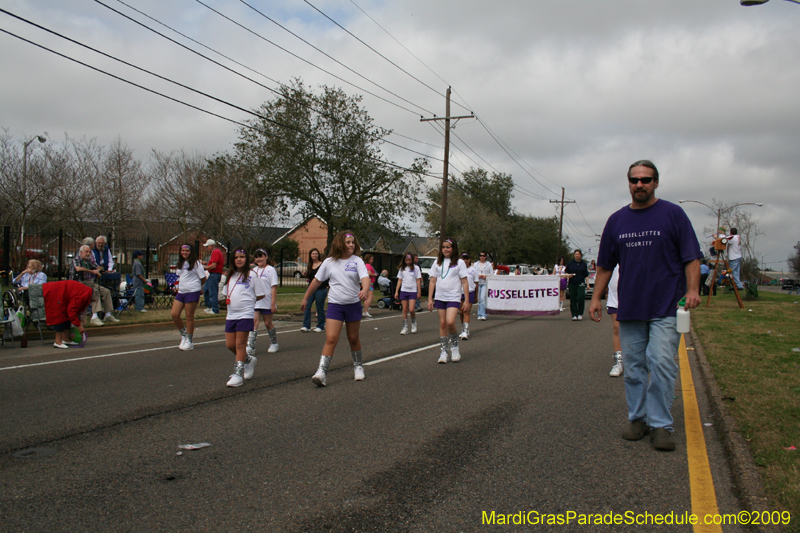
[427,238,469,363]
[394,254,422,335]
[249,249,279,355]
[202,240,224,314]
[607,265,623,377]
[553,257,568,312]
[589,160,702,451]
[475,251,493,320]
[565,249,589,321]
[459,253,478,340]
[362,254,377,318]
[224,250,266,387]
[301,231,370,386]
[171,244,207,351]
[301,248,327,332]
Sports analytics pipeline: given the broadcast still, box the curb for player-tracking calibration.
[688,326,781,533]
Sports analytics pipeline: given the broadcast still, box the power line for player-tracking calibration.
[233,0,437,117]
[571,202,599,237]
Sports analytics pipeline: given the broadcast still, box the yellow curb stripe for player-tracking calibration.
[679,334,723,533]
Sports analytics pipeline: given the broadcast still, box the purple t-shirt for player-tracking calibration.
[597,199,702,322]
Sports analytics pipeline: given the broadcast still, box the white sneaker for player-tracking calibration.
[438,350,448,364]
[451,345,461,362]
[268,343,279,353]
[400,325,409,335]
[226,372,244,387]
[312,369,327,387]
[313,327,323,333]
[578,315,583,321]
[138,309,148,313]
[459,331,468,340]
[609,361,623,377]
[354,365,365,381]
[90,317,105,327]
[244,355,257,380]
[300,327,310,332]
[53,342,69,349]
[104,315,120,323]
[181,340,194,351]
[410,322,417,333]
[204,308,214,314]
[363,312,373,318]
[572,316,578,321]
[179,336,187,350]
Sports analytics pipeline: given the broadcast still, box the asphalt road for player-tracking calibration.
[0,309,747,532]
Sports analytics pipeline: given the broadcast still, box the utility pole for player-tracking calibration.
[420,87,474,244]
[550,188,575,265]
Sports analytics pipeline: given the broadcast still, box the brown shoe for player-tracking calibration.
[651,428,676,451]
[622,420,649,441]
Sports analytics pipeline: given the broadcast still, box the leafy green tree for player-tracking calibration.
[236,79,428,249]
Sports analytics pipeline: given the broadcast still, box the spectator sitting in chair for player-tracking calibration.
[92,235,115,272]
[13,259,48,290]
[68,245,119,326]
[377,270,391,293]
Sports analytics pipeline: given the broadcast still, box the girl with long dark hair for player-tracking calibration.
[249,249,279,356]
[301,248,327,332]
[224,250,265,387]
[394,254,422,334]
[427,238,469,363]
[172,244,206,351]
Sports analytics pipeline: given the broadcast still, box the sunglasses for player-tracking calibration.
[479,254,486,257]
[628,177,655,185]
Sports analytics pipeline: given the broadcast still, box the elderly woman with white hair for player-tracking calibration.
[68,245,119,326]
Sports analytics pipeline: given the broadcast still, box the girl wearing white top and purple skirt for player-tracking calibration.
[248,249,280,356]
[224,250,266,387]
[395,254,422,335]
[427,238,470,363]
[171,244,207,351]
[301,231,370,387]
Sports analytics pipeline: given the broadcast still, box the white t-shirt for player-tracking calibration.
[475,261,493,285]
[253,265,278,310]
[177,261,206,293]
[465,265,478,293]
[315,256,369,305]
[397,265,422,293]
[727,235,742,260]
[430,258,468,302]
[554,265,566,276]
[607,265,620,309]
[224,271,266,320]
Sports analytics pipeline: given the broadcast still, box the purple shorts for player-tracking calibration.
[560,278,568,291]
[607,307,617,315]
[327,302,362,323]
[461,291,476,304]
[255,309,272,315]
[225,318,255,333]
[175,291,201,304]
[399,291,417,301]
[434,300,461,310]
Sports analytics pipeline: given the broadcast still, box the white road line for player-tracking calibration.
[0,312,427,371]
[363,344,439,365]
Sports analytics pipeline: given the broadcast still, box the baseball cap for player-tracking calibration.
[203,239,216,246]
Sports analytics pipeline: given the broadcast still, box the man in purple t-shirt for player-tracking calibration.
[589,160,702,452]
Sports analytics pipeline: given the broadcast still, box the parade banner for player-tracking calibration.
[486,275,561,316]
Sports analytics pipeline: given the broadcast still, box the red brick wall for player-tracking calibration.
[286,217,328,260]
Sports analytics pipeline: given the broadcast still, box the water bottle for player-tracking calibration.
[676,297,690,334]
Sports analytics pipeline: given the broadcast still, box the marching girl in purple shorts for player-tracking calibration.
[427,238,469,363]
[224,250,266,387]
[301,231,370,387]
[395,254,422,335]
[249,249,279,356]
[171,244,207,351]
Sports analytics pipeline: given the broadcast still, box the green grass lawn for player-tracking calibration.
[692,290,800,530]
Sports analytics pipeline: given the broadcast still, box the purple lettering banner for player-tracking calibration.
[486,275,561,316]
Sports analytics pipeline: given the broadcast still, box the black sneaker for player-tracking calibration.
[622,420,649,441]
[651,428,676,451]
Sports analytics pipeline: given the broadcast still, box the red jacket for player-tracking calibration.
[43,280,93,327]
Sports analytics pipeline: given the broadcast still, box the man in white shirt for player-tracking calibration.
[726,228,744,290]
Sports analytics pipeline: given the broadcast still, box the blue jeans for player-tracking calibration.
[728,257,743,289]
[134,286,145,311]
[477,283,488,318]
[203,272,222,313]
[619,317,680,431]
[303,287,327,329]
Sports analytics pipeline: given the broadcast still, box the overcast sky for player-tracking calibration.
[2,0,798,270]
